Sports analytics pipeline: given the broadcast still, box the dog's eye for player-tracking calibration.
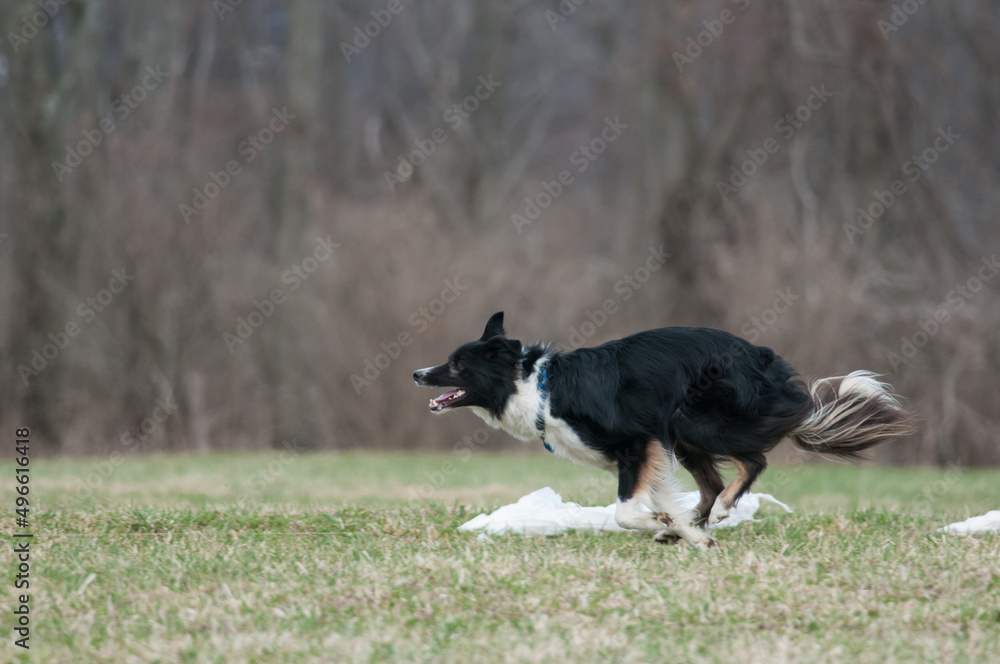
[452,361,464,372]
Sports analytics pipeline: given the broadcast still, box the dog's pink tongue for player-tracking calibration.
[429,390,460,410]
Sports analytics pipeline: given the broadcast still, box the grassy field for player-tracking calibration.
[3,450,999,663]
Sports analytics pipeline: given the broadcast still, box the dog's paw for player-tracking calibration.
[654,530,681,545]
[652,511,674,527]
[684,530,716,550]
[707,503,731,527]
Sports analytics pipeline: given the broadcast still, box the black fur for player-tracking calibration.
[413,312,524,418]
[541,325,812,518]
[544,326,812,457]
[415,312,910,530]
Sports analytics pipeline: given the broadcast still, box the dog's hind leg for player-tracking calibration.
[615,439,714,549]
[675,443,724,527]
[708,452,767,526]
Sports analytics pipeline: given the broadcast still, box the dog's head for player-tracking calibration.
[413,311,522,417]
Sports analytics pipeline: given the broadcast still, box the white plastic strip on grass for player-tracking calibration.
[458,487,793,536]
[938,511,1000,535]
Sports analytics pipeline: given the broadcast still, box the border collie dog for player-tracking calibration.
[414,312,915,548]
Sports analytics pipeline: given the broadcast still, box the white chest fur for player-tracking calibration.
[469,363,616,474]
[468,369,540,442]
[541,414,616,473]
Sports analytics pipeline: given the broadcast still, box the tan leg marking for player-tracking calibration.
[708,456,752,526]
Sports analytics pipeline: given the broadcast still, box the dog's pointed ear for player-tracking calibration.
[480,311,505,340]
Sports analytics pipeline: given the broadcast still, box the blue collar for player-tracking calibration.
[535,363,553,453]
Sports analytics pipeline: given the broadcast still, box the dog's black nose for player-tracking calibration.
[413,370,423,383]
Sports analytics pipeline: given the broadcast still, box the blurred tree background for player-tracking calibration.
[1,0,997,464]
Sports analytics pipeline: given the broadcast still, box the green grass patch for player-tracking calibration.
[3,452,999,663]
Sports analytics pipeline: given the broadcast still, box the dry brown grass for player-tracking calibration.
[6,452,999,662]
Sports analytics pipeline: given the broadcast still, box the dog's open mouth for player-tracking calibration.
[429,389,466,412]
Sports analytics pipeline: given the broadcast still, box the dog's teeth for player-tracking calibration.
[428,389,464,412]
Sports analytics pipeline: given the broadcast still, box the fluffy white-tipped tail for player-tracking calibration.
[789,371,916,458]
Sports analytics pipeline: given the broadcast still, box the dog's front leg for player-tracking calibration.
[614,440,714,549]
